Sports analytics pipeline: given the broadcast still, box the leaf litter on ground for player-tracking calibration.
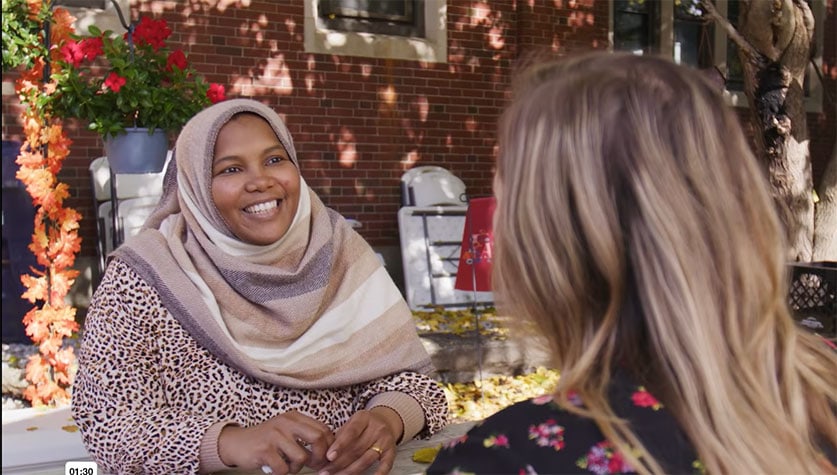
[443,366,560,422]
[412,306,510,339]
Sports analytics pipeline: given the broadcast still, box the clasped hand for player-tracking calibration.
[218,408,401,475]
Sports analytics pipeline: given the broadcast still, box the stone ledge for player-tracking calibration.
[420,332,552,383]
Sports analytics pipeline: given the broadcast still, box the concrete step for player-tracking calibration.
[420,332,552,383]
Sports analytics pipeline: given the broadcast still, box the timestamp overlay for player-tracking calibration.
[65,461,98,475]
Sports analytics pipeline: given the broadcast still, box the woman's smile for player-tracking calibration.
[244,199,280,215]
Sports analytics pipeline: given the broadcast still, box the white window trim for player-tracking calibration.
[607,0,824,113]
[304,0,447,63]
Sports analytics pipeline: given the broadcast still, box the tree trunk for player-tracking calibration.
[813,146,837,261]
[737,0,815,261]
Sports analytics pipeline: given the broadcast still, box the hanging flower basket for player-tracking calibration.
[104,127,168,173]
[46,17,226,171]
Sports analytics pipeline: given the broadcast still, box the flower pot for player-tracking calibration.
[104,127,168,174]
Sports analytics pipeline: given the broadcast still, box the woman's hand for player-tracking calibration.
[217,411,335,474]
[318,407,403,475]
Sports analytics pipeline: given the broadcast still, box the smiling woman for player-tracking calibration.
[211,113,301,246]
[71,99,449,475]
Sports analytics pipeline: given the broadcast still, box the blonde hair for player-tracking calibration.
[493,52,837,474]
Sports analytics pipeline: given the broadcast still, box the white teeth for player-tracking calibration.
[244,200,278,214]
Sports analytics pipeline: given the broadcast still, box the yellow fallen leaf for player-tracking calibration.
[61,425,79,432]
[412,445,441,463]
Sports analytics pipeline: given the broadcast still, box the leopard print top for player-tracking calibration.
[72,259,449,474]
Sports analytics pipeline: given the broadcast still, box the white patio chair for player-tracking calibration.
[89,152,171,274]
[400,165,467,207]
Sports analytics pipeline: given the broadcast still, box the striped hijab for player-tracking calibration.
[112,99,433,389]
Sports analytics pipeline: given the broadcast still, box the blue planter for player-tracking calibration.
[104,127,168,174]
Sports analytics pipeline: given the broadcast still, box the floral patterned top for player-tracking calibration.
[428,371,701,475]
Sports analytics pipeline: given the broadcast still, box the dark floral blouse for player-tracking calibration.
[427,371,702,475]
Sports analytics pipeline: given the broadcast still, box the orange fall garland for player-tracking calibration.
[14,1,82,407]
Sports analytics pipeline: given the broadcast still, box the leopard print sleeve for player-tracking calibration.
[354,371,450,441]
[71,259,220,474]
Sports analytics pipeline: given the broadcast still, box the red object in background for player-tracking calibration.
[454,196,496,292]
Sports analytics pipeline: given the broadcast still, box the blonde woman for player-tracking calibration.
[428,52,836,474]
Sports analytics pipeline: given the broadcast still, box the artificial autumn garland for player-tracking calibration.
[13,1,81,407]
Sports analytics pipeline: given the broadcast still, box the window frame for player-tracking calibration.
[304,0,447,63]
[608,0,824,113]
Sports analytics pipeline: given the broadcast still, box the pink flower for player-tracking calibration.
[443,434,467,449]
[482,433,510,448]
[519,465,538,475]
[567,390,583,407]
[528,419,565,451]
[531,394,554,405]
[207,83,226,103]
[166,50,187,72]
[631,387,662,410]
[103,72,126,92]
[60,40,85,67]
[576,441,634,474]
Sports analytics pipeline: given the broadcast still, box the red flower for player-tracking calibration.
[60,40,85,67]
[129,17,171,51]
[81,37,103,61]
[166,50,188,72]
[608,451,628,473]
[207,83,226,103]
[103,72,126,93]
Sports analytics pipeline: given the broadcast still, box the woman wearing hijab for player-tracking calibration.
[72,99,448,475]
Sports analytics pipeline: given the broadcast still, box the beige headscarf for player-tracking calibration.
[112,99,433,389]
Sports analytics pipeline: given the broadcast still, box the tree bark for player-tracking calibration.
[813,146,837,261]
[737,0,815,261]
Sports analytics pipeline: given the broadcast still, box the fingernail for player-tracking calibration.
[319,472,329,475]
[261,466,273,474]
[327,450,337,461]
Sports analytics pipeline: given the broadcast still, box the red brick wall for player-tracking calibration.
[1,0,832,261]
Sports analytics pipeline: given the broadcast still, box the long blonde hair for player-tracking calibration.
[493,52,837,474]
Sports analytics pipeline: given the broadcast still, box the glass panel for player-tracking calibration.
[321,0,414,24]
[318,0,422,37]
[673,1,713,67]
[613,0,652,55]
[725,0,745,91]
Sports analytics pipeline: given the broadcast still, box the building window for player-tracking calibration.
[318,0,423,38]
[612,0,658,56]
[305,0,446,63]
[609,0,824,112]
